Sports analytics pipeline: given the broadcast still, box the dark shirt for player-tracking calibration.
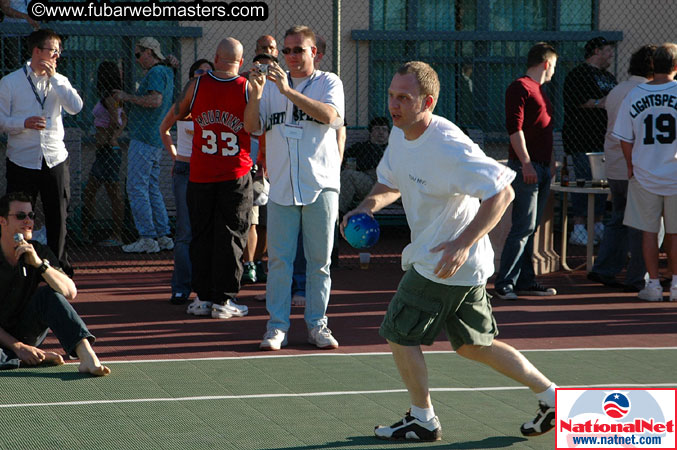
[343,140,386,172]
[563,63,617,154]
[0,241,59,336]
[505,76,554,164]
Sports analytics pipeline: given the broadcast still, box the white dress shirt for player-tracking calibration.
[0,60,83,169]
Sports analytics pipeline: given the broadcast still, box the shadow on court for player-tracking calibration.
[260,435,529,449]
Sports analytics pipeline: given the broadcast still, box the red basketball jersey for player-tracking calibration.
[189,73,252,183]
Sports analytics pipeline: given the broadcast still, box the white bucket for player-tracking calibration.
[586,152,606,181]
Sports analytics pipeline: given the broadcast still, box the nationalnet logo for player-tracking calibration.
[556,388,676,449]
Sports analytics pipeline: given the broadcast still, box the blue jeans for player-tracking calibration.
[0,286,94,369]
[495,160,551,290]
[127,139,170,238]
[591,178,646,287]
[571,152,606,218]
[172,161,192,296]
[266,189,338,332]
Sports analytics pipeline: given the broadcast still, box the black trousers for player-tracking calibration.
[187,173,252,304]
[6,157,71,274]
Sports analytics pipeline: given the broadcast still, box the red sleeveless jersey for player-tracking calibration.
[189,73,253,183]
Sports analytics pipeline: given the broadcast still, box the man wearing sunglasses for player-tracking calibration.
[0,192,109,375]
[0,29,83,277]
[113,37,175,254]
[245,25,345,351]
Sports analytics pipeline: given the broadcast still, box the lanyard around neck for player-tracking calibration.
[23,65,49,110]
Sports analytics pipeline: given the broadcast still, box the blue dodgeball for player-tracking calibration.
[344,213,380,249]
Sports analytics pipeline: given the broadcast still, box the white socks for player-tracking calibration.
[410,405,436,422]
[536,384,557,407]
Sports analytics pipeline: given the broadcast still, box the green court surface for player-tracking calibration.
[1,349,676,450]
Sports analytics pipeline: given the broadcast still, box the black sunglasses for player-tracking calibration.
[135,48,147,59]
[9,212,36,220]
[281,46,311,55]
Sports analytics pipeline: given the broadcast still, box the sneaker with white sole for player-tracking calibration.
[211,299,248,319]
[671,285,677,302]
[521,401,556,437]
[494,285,518,300]
[374,410,442,441]
[186,297,213,316]
[157,236,175,251]
[516,282,557,296]
[260,329,287,350]
[307,325,339,349]
[638,283,663,302]
[122,237,160,253]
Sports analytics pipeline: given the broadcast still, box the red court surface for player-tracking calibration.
[42,260,677,362]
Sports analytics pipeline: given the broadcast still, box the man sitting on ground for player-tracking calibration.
[0,192,110,375]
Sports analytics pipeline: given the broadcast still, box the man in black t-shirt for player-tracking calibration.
[0,192,109,375]
[563,36,618,246]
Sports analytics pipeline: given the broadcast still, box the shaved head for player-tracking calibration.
[215,37,243,71]
[256,35,278,57]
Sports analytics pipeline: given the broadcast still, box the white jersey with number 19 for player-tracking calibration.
[612,80,677,196]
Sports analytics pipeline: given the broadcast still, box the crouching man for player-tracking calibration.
[0,192,109,376]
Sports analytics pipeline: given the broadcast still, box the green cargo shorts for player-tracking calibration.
[379,268,498,349]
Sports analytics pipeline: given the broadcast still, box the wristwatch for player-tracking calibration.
[38,259,51,274]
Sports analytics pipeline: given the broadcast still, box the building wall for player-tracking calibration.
[600,0,677,82]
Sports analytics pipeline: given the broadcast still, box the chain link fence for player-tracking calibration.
[0,0,674,271]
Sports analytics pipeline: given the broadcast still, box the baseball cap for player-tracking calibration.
[137,37,164,60]
[584,36,615,57]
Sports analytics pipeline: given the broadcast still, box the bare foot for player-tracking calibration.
[42,352,64,366]
[78,361,111,377]
[75,338,111,376]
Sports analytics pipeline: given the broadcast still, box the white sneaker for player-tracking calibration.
[670,285,677,302]
[569,224,588,246]
[211,299,248,319]
[308,325,339,349]
[186,297,213,316]
[157,236,175,251]
[122,237,160,253]
[638,283,663,302]
[260,329,287,350]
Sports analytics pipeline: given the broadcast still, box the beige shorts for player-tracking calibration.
[248,204,267,226]
[624,177,677,233]
[250,205,259,225]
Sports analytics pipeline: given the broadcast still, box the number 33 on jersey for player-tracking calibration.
[189,73,253,183]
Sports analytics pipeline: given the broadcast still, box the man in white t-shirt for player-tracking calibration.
[341,61,558,442]
[612,43,677,302]
[244,25,345,351]
[588,45,655,292]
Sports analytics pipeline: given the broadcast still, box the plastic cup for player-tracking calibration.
[359,252,370,270]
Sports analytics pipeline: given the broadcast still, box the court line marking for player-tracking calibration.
[75,346,677,365]
[2,383,676,409]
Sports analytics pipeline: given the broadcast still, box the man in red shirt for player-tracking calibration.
[494,42,558,300]
[160,38,254,319]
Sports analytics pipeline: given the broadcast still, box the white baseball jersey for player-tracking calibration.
[258,70,345,206]
[612,81,677,195]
